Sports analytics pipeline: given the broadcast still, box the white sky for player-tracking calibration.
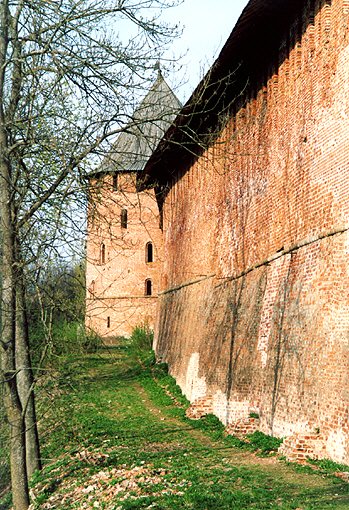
[162,0,250,102]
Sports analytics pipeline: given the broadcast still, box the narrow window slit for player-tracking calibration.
[101,243,106,264]
[121,209,128,229]
[146,242,153,263]
[145,279,152,296]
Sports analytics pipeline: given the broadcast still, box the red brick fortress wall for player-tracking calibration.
[155,0,349,463]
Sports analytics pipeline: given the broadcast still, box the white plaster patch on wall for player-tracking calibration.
[337,304,349,344]
[212,390,228,425]
[185,352,207,402]
[257,255,291,367]
[326,428,347,464]
[226,399,250,424]
[265,417,310,439]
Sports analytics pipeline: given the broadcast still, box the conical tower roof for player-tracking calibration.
[99,71,181,174]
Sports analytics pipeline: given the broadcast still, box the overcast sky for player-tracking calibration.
[162,0,250,102]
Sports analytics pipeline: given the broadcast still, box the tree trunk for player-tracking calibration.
[8,407,29,510]
[0,62,29,505]
[0,176,29,509]
[16,266,42,479]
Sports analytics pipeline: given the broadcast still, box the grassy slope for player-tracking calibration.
[2,343,349,509]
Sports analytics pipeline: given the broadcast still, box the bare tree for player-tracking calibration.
[0,1,180,508]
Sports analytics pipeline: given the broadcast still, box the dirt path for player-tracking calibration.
[25,351,349,510]
[135,379,347,494]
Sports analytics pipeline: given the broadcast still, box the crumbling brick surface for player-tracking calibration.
[225,417,260,439]
[278,433,327,463]
[185,396,213,420]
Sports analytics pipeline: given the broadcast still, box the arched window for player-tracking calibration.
[121,208,128,229]
[146,242,153,263]
[100,243,106,264]
[145,279,152,296]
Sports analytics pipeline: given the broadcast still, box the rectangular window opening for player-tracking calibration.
[121,209,128,229]
[113,173,118,191]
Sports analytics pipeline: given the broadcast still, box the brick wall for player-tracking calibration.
[85,172,162,338]
[155,0,349,463]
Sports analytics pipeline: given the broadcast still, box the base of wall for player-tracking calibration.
[225,417,260,438]
[278,432,327,463]
[86,296,158,338]
[185,397,331,466]
[185,396,213,419]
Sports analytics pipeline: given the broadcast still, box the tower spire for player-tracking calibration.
[154,60,162,78]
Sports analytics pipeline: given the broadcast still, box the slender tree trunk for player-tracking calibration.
[15,263,42,479]
[0,153,29,509]
[0,0,29,490]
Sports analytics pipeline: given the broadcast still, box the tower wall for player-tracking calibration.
[86,172,162,339]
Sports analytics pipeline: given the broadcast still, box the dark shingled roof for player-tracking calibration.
[93,71,181,176]
[138,0,305,190]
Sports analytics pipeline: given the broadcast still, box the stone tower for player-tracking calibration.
[85,71,181,339]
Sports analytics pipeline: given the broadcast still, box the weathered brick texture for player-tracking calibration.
[153,0,349,464]
[278,433,327,463]
[225,417,260,439]
[185,396,213,420]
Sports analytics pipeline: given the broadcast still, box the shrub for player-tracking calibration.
[129,324,153,349]
[81,328,103,353]
[126,325,155,367]
[246,431,283,455]
[30,321,103,371]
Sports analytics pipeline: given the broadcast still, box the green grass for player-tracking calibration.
[1,329,349,509]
